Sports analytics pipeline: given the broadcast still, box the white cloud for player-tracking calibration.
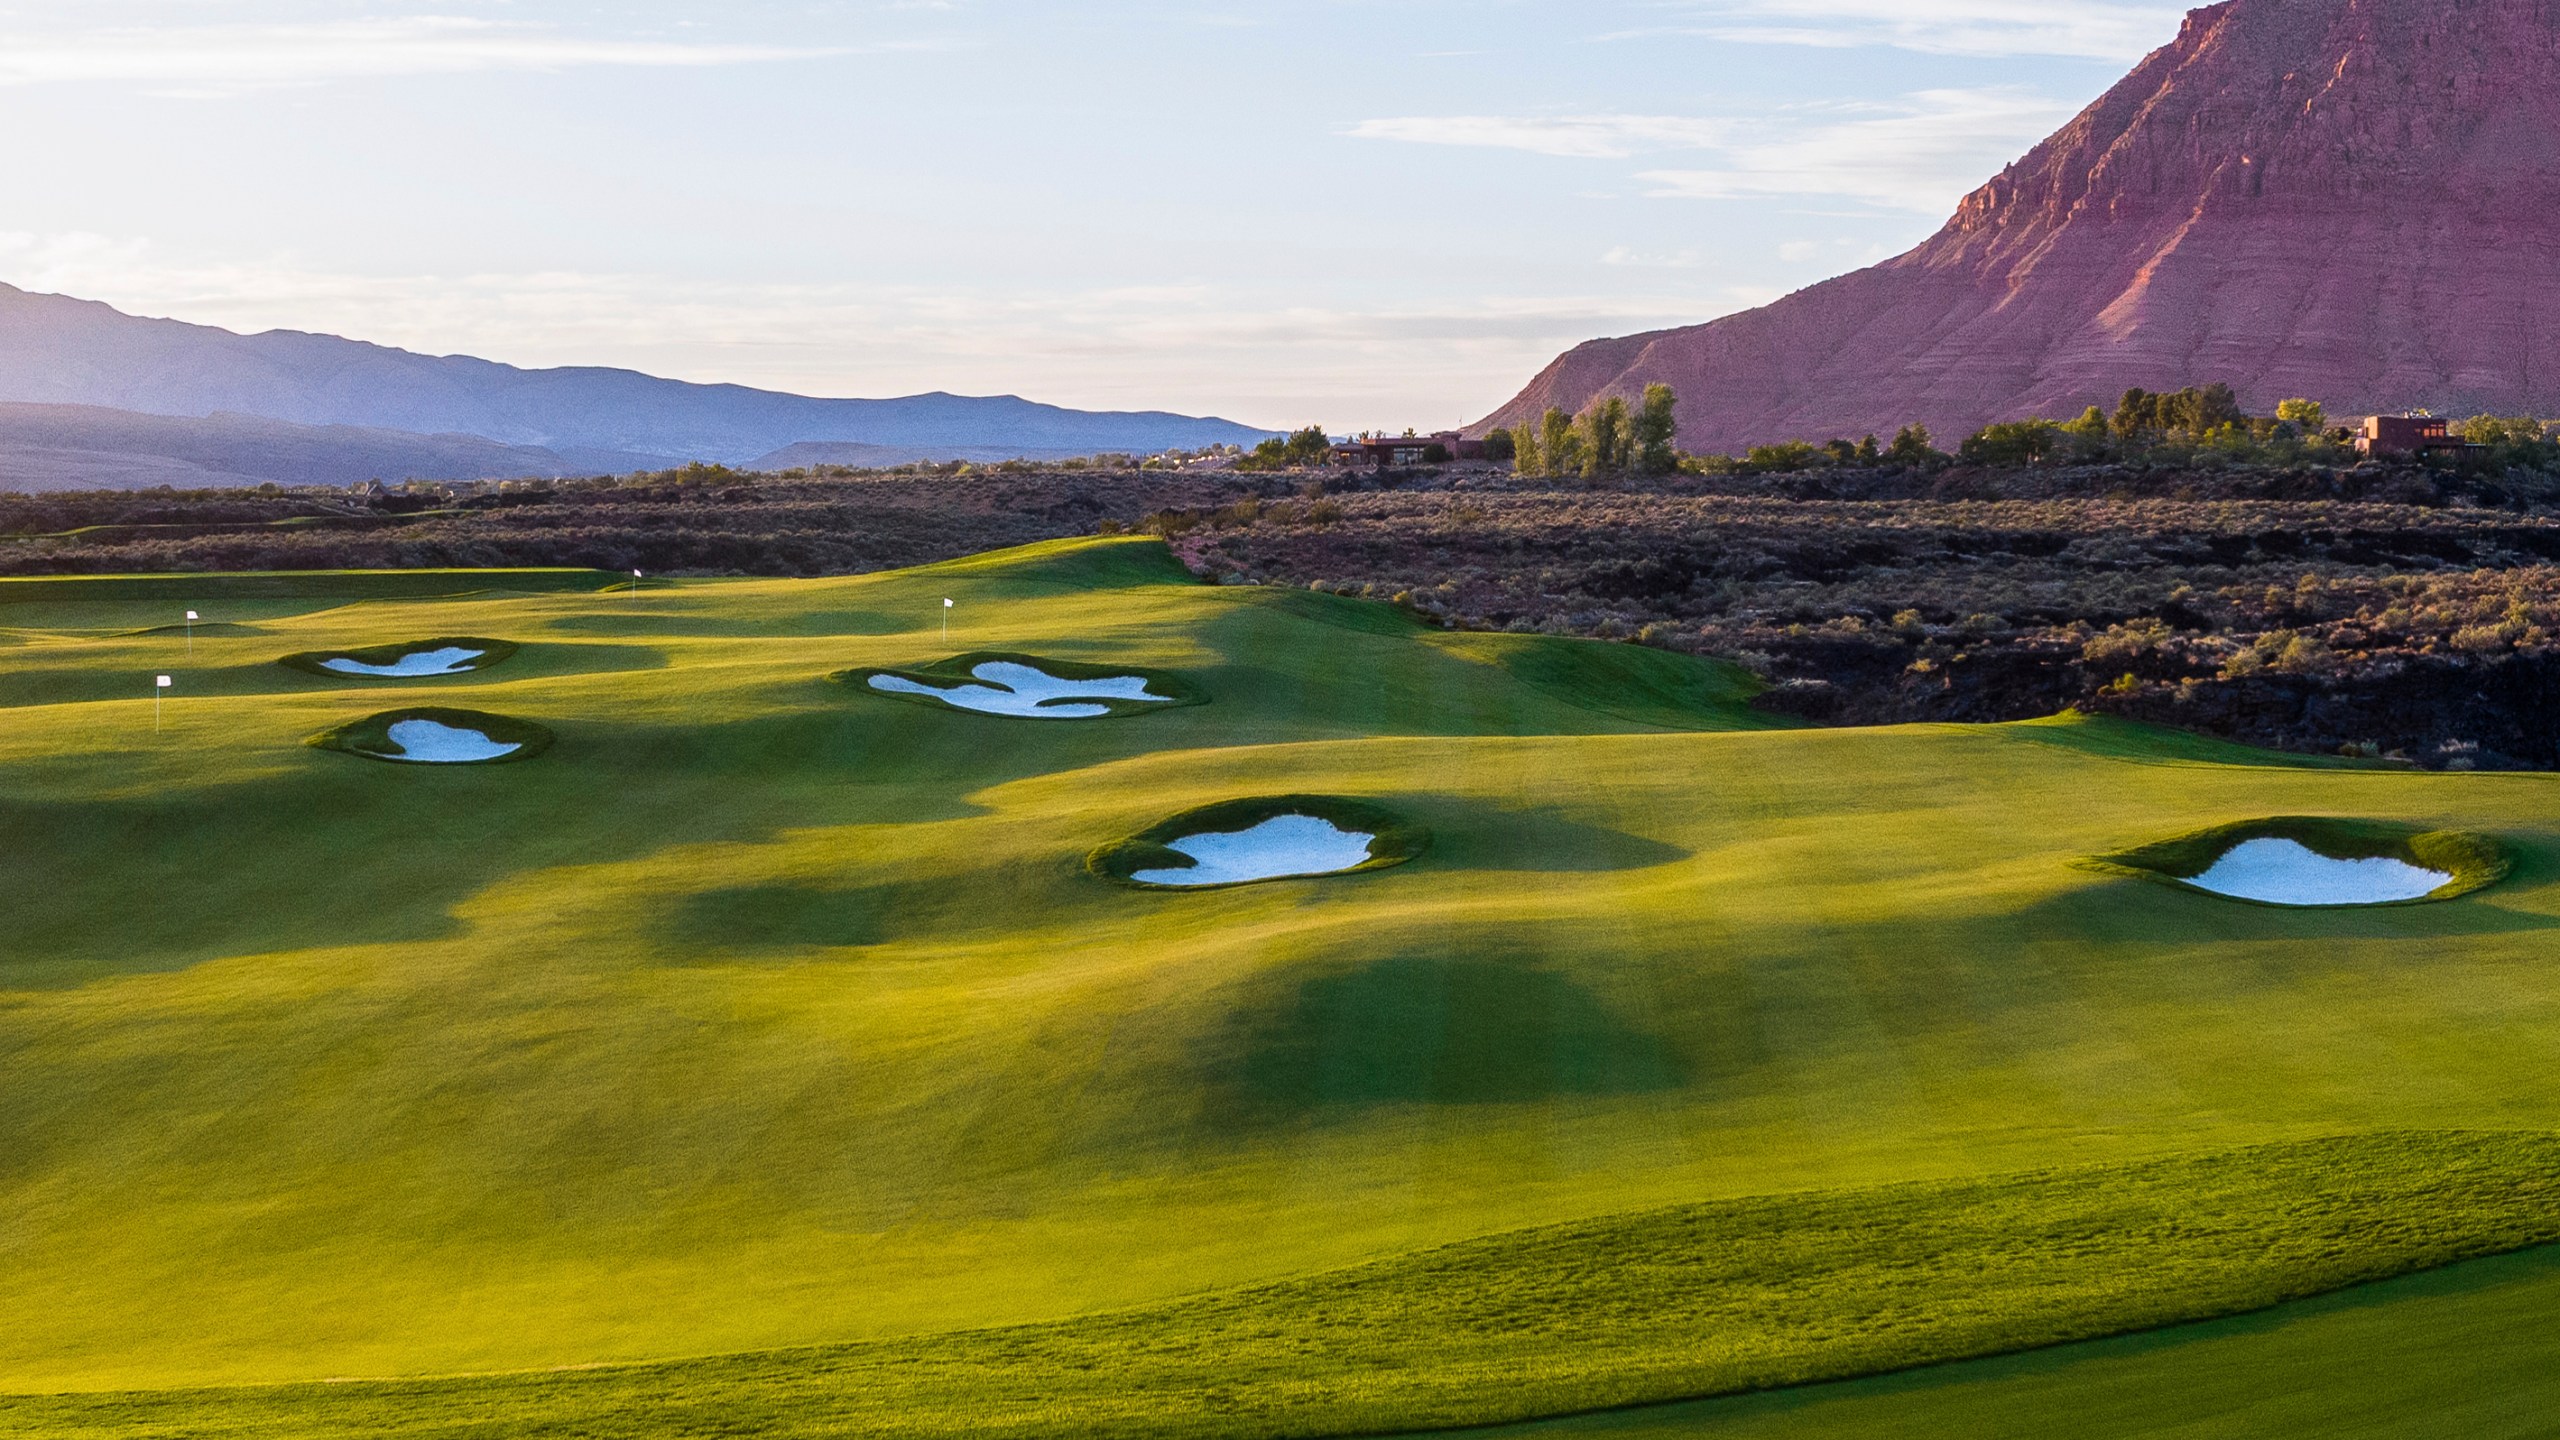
[0,17,856,95]
[1614,0,2187,61]
[1602,247,1711,269]
[1637,87,2080,213]
[1345,114,1732,160]
[1354,88,2076,216]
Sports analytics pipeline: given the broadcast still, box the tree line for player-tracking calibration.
[1504,384,1683,478]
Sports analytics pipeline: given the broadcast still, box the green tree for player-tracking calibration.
[1960,420,2063,466]
[1540,407,1582,477]
[1483,428,1517,465]
[1741,441,1823,473]
[1583,396,1631,477]
[1634,384,1680,473]
[1510,421,1542,477]
[2275,398,2328,434]
[1884,424,1944,467]
[1241,426,1334,471]
[2112,388,2156,441]
[2167,384,2245,437]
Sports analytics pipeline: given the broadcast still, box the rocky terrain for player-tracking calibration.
[13,454,2560,768]
[1484,0,2560,453]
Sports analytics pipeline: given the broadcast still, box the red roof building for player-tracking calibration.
[2356,415,2471,457]
[1330,432,1488,468]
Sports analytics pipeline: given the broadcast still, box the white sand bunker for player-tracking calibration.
[377,719,523,764]
[322,646,487,677]
[1133,814,1379,887]
[871,660,1177,719]
[2188,838,2451,906]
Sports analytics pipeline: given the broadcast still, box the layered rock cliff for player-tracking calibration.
[1483,0,2560,451]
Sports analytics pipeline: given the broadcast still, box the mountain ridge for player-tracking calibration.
[0,402,658,493]
[1480,0,2560,451]
[0,283,1275,469]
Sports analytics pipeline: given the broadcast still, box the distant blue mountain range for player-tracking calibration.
[0,283,1276,485]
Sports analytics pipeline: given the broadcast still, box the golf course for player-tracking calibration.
[1,535,2556,1437]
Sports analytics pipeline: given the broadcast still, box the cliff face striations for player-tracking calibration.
[1483,0,2560,451]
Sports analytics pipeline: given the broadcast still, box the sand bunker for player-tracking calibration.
[870,660,1179,719]
[378,719,523,764]
[2187,838,2452,907]
[286,637,517,681]
[311,706,553,766]
[1132,814,1380,887]
[320,646,488,678]
[2088,818,2508,908]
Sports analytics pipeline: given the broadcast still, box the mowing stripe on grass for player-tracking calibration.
[3,1131,2554,1439]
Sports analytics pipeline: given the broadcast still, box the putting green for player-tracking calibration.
[0,536,2555,1436]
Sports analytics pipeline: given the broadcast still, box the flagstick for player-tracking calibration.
[185,610,197,656]
[155,675,171,730]
[943,597,953,646]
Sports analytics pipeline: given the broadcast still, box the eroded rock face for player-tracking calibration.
[1484,0,2560,452]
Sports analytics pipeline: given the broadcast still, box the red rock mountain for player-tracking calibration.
[1482,0,2560,451]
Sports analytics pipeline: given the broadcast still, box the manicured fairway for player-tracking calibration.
[1494,1243,2560,1439]
[0,538,2555,1434]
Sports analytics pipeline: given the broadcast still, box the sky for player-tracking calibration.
[0,1,2194,433]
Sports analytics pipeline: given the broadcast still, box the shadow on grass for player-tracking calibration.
[1413,799,1691,875]
[537,612,911,639]
[1199,952,1688,1125]
[661,884,906,957]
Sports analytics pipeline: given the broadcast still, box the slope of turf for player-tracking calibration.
[0,536,2556,1434]
[1,1132,2552,1439]
[1492,1247,2560,1440]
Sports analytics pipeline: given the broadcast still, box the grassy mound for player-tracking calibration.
[838,651,1207,719]
[0,569,621,604]
[3,537,2558,1427]
[305,707,556,766]
[3,1132,2556,1438]
[279,637,521,680]
[1430,631,1783,731]
[2086,816,2512,906]
[1088,794,1430,889]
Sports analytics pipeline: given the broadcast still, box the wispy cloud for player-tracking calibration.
[1345,114,1731,160]
[1601,247,1712,269]
[1353,88,2077,215]
[0,17,860,95]
[1612,0,2187,61]
[1637,87,2080,212]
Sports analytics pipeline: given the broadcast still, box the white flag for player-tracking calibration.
[185,611,199,621]
[944,598,955,608]
[156,676,172,688]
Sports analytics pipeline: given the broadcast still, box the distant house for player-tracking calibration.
[1330,431,1489,468]
[2356,415,2473,458]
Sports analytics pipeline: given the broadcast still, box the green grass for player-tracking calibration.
[1,1132,2552,1438]
[0,567,622,603]
[0,535,2557,1435]
[1490,1247,2560,1439]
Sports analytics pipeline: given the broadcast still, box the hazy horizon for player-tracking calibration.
[1,1,2186,432]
